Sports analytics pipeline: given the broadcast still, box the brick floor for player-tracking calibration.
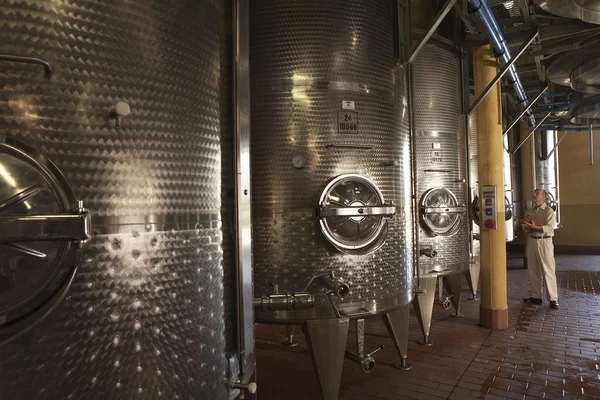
[250,255,600,400]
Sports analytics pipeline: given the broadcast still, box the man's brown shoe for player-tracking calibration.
[523,297,543,305]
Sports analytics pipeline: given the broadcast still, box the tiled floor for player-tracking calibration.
[251,255,600,399]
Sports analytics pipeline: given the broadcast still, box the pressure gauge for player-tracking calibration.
[292,155,305,169]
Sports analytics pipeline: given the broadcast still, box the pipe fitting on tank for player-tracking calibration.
[254,292,314,312]
[109,101,131,126]
[320,273,350,298]
[420,247,438,258]
[221,378,257,396]
[435,295,453,310]
[346,344,385,373]
[303,272,350,298]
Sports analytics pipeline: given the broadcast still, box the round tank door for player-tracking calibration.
[545,191,558,211]
[0,137,90,344]
[420,187,466,236]
[471,195,514,224]
[318,174,395,254]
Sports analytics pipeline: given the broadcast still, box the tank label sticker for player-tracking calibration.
[341,100,355,110]
[431,142,442,163]
[337,111,358,133]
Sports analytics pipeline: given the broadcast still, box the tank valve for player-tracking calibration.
[345,319,384,373]
[254,292,314,312]
[361,345,384,373]
[443,297,452,310]
[436,294,454,310]
[221,378,257,396]
[346,344,385,373]
[320,273,349,298]
[109,101,131,126]
[420,248,438,258]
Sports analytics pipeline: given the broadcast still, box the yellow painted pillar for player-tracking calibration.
[473,46,508,329]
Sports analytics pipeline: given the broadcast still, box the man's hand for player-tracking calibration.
[523,221,542,232]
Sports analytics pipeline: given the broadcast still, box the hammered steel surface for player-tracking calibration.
[535,131,558,209]
[412,44,469,276]
[249,0,413,321]
[0,1,239,399]
[504,134,515,242]
[467,91,480,255]
[511,128,524,233]
[218,0,239,370]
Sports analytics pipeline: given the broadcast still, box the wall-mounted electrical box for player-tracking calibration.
[481,185,497,230]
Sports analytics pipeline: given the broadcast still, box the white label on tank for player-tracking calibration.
[342,101,355,110]
[432,142,441,149]
[431,150,443,163]
[337,111,358,133]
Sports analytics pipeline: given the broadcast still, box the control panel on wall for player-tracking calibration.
[481,185,497,230]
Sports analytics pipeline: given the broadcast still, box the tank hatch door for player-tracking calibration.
[0,136,90,344]
[318,174,394,254]
[420,187,465,236]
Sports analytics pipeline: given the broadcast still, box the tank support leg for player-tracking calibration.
[443,273,464,317]
[465,260,481,300]
[345,319,384,373]
[344,319,366,363]
[413,276,437,346]
[301,317,350,400]
[382,304,411,370]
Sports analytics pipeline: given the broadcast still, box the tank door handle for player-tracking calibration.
[422,205,466,214]
[0,54,53,75]
[319,205,396,218]
[0,212,91,242]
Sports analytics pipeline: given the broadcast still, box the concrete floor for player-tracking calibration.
[251,255,600,400]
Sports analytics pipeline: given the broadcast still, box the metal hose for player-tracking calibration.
[468,0,535,126]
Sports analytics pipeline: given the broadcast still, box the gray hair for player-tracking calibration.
[533,188,547,199]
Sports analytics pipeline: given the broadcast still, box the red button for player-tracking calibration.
[484,219,495,229]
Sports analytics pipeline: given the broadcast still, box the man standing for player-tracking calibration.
[521,189,559,309]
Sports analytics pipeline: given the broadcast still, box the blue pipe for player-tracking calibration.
[540,92,569,99]
[468,0,535,126]
[535,101,569,107]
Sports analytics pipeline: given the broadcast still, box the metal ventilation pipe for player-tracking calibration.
[468,0,535,126]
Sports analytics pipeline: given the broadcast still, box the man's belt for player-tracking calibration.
[530,235,551,239]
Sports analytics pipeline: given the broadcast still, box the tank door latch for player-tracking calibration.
[0,200,91,244]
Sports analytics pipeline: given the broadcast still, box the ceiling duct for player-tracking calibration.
[469,0,536,126]
[535,0,600,25]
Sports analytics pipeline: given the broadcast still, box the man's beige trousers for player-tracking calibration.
[526,238,558,301]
